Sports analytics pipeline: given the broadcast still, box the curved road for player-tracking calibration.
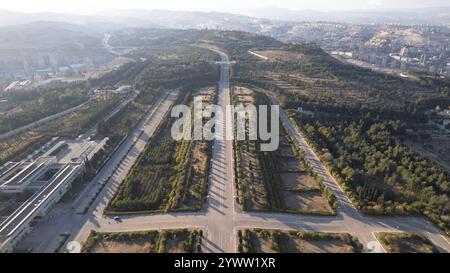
[17,50,450,253]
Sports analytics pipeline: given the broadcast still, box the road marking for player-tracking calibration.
[441,235,450,245]
[22,51,450,254]
[371,231,387,253]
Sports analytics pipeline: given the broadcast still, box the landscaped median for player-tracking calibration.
[105,87,216,214]
[82,229,204,253]
[375,232,440,253]
[237,229,363,253]
[232,86,337,216]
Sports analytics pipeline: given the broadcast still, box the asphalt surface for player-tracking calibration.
[201,50,236,253]
[16,90,179,252]
[15,50,450,253]
[0,164,79,244]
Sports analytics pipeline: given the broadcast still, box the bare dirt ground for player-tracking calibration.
[233,86,332,214]
[279,172,318,190]
[373,29,425,44]
[276,129,332,214]
[83,229,200,253]
[277,145,296,158]
[254,50,309,63]
[278,158,304,172]
[376,232,439,253]
[282,191,332,213]
[165,237,188,253]
[279,136,292,146]
[286,237,355,253]
[87,238,156,253]
[243,230,360,253]
[249,235,277,253]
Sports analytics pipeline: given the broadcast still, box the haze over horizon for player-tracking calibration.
[1,0,450,15]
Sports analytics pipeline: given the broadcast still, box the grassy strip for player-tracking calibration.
[376,232,439,253]
[82,229,202,253]
[238,229,363,253]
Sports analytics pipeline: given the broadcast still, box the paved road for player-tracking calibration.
[201,50,236,253]
[16,90,179,252]
[102,33,120,56]
[264,91,450,252]
[16,50,450,253]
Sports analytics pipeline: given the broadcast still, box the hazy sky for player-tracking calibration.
[1,0,450,14]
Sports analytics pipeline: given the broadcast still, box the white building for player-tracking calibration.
[0,157,56,193]
[0,163,81,252]
[0,136,109,252]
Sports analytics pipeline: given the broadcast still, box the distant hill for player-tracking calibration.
[226,6,450,25]
[0,8,448,76]
[95,9,278,32]
[0,10,98,27]
[0,8,448,33]
[0,9,160,31]
[0,21,102,50]
[0,9,270,32]
[108,28,283,55]
[0,21,112,75]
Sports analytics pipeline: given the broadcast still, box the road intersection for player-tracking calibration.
[17,50,450,253]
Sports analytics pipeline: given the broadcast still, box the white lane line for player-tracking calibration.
[441,235,450,245]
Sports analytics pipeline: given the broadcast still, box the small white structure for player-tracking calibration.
[248,50,269,61]
[115,85,131,94]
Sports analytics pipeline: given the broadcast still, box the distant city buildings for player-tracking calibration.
[296,23,450,78]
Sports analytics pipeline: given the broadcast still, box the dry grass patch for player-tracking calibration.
[82,230,159,253]
[254,50,308,63]
[238,229,362,253]
[279,172,318,190]
[376,232,439,253]
[278,158,305,172]
[82,229,203,253]
[282,191,332,214]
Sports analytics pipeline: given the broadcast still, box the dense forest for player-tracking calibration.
[293,114,450,232]
[229,38,450,233]
[0,87,88,134]
[234,43,450,115]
